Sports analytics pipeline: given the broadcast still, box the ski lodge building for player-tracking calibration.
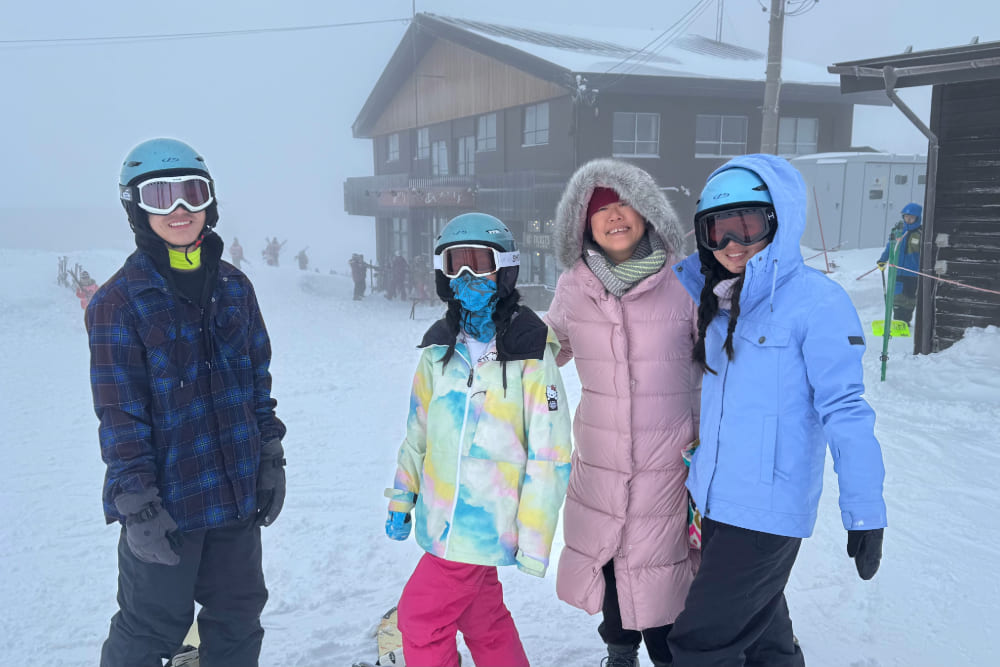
[344,12,884,301]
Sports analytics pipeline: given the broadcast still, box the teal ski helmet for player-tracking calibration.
[118,138,217,236]
[434,212,518,254]
[434,212,519,300]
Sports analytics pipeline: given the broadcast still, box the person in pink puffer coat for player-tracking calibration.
[545,158,701,667]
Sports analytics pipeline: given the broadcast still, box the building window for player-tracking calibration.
[457,136,475,175]
[391,217,408,256]
[695,114,748,157]
[431,140,449,176]
[523,102,549,146]
[477,113,496,152]
[894,174,908,185]
[613,112,660,157]
[386,133,399,162]
[918,174,927,185]
[415,128,430,160]
[778,117,818,156]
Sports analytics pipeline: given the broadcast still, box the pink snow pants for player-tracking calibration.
[397,552,530,667]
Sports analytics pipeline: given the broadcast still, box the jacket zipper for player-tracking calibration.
[445,348,475,559]
[704,354,730,518]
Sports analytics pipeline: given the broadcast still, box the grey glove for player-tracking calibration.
[114,488,181,566]
[256,439,286,527]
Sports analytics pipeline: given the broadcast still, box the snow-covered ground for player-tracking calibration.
[2,243,997,667]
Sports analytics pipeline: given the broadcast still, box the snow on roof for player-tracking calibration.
[428,14,838,86]
[792,151,928,163]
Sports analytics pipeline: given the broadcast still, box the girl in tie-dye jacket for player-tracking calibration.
[385,213,572,667]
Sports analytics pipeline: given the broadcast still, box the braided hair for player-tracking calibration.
[693,245,742,375]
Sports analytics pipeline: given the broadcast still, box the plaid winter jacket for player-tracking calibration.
[85,239,285,532]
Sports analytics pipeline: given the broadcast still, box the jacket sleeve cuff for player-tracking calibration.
[841,503,887,531]
[515,550,546,578]
[384,488,416,513]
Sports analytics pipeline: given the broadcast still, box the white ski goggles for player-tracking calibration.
[121,175,215,215]
[434,244,519,278]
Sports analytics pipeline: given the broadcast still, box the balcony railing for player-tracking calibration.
[344,171,568,220]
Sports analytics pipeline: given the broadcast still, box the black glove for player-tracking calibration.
[846,528,883,580]
[114,488,182,566]
[877,261,886,271]
[256,439,286,527]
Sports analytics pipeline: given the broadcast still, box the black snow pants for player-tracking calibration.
[599,560,674,667]
[100,519,268,667]
[893,276,918,323]
[668,517,804,667]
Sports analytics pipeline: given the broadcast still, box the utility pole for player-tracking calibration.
[760,0,785,154]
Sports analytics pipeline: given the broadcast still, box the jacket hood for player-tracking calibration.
[675,154,807,307]
[554,158,684,268]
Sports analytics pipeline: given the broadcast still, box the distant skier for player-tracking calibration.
[385,213,572,667]
[87,138,287,667]
[75,270,98,309]
[386,252,409,299]
[229,236,245,269]
[295,247,309,271]
[877,202,922,323]
[349,253,367,300]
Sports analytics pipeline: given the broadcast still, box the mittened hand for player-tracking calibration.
[256,439,287,527]
[846,528,884,580]
[385,511,412,541]
[114,489,182,566]
[877,262,887,271]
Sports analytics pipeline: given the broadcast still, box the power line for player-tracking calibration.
[0,17,409,48]
[596,0,716,91]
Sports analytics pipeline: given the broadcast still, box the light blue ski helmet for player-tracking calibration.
[695,167,773,220]
[434,212,518,255]
[118,138,217,235]
[901,202,922,219]
[119,137,211,186]
[434,212,519,300]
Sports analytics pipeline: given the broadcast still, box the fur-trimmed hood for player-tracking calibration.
[554,158,684,268]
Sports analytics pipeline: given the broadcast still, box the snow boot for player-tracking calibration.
[602,642,640,667]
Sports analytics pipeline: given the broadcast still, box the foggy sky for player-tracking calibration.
[2,0,996,265]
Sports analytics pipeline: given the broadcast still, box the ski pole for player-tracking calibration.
[856,266,880,280]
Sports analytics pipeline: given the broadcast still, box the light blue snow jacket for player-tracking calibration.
[673,154,887,538]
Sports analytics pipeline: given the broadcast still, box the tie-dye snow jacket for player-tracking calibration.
[388,308,572,576]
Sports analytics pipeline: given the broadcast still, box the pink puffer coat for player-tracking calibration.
[545,158,701,631]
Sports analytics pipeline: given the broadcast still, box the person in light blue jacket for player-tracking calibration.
[668,154,887,667]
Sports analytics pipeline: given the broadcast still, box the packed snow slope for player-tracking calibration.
[1,245,997,667]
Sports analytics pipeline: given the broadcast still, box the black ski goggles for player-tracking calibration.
[696,206,776,251]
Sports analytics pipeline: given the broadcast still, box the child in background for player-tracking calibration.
[385,212,572,667]
[76,270,98,309]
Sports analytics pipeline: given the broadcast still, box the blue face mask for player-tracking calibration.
[450,273,498,342]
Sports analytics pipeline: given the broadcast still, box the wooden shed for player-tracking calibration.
[831,41,1000,353]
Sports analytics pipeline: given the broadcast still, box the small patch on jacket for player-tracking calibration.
[546,385,559,411]
[848,335,865,346]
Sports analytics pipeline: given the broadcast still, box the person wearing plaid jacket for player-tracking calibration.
[87,138,287,667]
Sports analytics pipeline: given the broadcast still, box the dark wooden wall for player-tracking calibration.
[929,79,1000,350]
